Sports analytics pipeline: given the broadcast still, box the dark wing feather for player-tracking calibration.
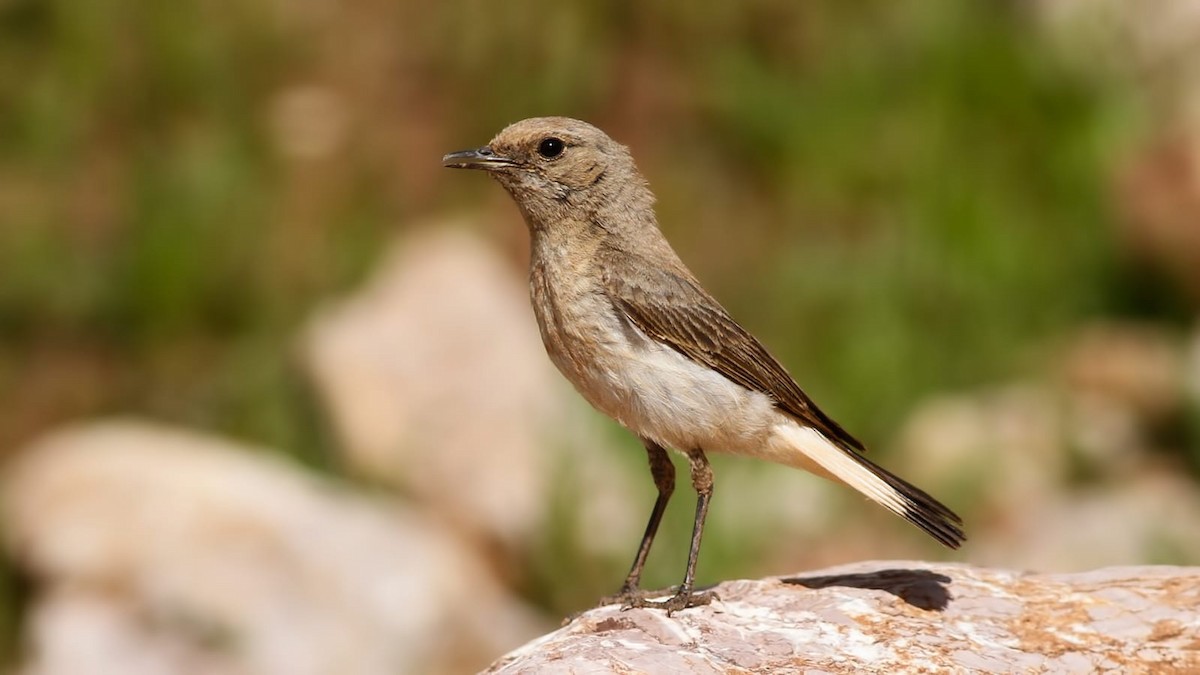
[603,259,866,454]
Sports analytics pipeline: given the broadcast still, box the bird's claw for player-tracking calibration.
[620,588,717,615]
[596,585,653,610]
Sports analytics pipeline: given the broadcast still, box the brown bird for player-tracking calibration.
[443,117,964,613]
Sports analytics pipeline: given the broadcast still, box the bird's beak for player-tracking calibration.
[441,146,516,170]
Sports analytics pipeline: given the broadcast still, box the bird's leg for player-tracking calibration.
[632,448,717,615]
[599,439,674,608]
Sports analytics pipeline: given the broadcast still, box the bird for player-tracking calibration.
[442,117,964,613]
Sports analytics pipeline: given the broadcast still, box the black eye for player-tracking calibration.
[537,137,565,159]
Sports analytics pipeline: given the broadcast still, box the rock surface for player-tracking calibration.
[486,561,1200,674]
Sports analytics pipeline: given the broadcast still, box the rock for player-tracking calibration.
[895,384,1069,515]
[19,591,229,675]
[1060,322,1184,423]
[1037,0,1200,78]
[894,328,1200,572]
[485,561,1200,674]
[301,226,642,552]
[1,420,546,675]
[897,321,1188,510]
[973,468,1200,572]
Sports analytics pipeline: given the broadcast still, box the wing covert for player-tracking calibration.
[603,262,866,454]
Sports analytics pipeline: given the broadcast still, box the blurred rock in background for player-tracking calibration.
[300,226,643,558]
[897,383,1068,517]
[1058,322,1185,469]
[2,421,545,675]
[975,467,1200,571]
[896,320,1200,571]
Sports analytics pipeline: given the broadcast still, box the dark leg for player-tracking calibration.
[599,439,674,607]
[634,448,717,615]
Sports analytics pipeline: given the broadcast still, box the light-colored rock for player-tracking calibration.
[895,384,1069,514]
[974,468,1200,572]
[1038,0,1200,78]
[301,226,643,552]
[1,420,546,675]
[487,561,1200,674]
[1057,322,1189,478]
[1060,323,1184,422]
[20,591,229,675]
[895,326,1200,572]
[897,323,1185,505]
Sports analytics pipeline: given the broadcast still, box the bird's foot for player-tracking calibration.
[563,587,649,625]
[625,587,717,616]
[596,585,653,610]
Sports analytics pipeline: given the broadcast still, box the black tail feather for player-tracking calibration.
[858,454,966,549]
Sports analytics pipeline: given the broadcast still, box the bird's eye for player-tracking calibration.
[537,137,565,159]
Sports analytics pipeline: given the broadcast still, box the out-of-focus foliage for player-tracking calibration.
[1,0,1187,660]
[0,1,1146,454]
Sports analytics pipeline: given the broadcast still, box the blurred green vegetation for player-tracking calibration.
[0,0,1184,654]
[0,0,1146,452]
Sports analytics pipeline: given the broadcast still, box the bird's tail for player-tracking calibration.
[769,424,965,549]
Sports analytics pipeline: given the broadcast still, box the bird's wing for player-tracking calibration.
[603,258,866,454]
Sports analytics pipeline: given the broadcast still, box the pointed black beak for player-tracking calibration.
[441,146,516,170]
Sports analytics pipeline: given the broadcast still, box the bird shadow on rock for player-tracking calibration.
[780,568,954,612]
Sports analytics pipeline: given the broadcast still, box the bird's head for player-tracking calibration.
[443,117,653,231]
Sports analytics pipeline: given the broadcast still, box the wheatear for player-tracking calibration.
[443,117,964,613]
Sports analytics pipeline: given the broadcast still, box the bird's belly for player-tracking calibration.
[559,326,779,454]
